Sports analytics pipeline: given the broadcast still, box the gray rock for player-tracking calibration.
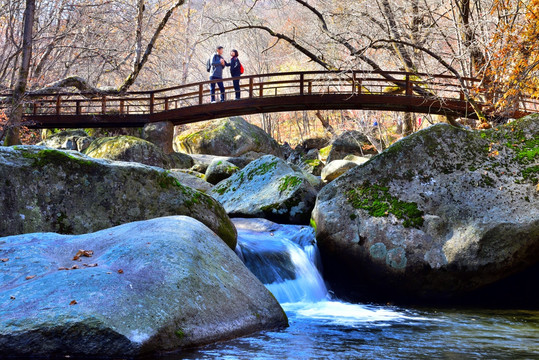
[211,155,317,224]
[0,216,287,357]
[175,117,282,157]
[142,121,175,154]
[190,154,252,173]
[343,154,370,165]
[321,160,358,182]
[205,159,239,185]
[0,146,236,249]
[39,129,94,153]
[327,130,376,162]
[169,170,213,193]
[313,116,539,301]
[84,136,193,170]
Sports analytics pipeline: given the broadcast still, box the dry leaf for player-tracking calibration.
[71,265,80,270]
[10,296,15,300]
[72,249,94,261]
[58,267,69,271]
[1,258,8,262]
[117,269,124,274]
[83,263,98,268]
[25,275,36,280]
[69,300,78,306]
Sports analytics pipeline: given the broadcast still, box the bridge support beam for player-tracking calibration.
[142,121,175,154]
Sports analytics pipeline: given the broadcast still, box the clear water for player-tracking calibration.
[174,219,539,360]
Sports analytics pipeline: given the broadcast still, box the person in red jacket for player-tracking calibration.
[229,49,242,100]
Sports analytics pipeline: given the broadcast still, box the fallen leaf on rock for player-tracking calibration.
[69,300,77,305]
[1,258,8,262]
[25,275,36,280]
[10,296,15,300]
[83,263,98,268]
[117,269,124,274]
[71,265,80,270]
[58,267,69,271]
[72,249,94,261]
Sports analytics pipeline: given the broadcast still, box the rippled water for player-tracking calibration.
[173,219,539,360]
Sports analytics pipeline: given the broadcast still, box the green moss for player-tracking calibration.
[309,218,317,232]
[304,159,322,167]
[175,329,185,339]
[157,171,185,189]
[213,184,229,195]
[319,145,332,159]
[278,175,302,193]
[347,182,424,228]
[54,212,74,234]
[21,149,97,168]
[522,165,539,184]
[246,160,278,180]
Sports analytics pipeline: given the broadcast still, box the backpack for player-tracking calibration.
[206,57,212,72]
[240,63,245,75]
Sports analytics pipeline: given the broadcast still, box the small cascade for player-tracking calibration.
[233,218,328,303]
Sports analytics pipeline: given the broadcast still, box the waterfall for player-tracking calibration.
[233,218,328,303]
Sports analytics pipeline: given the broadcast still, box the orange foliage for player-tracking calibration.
[486,0,539,116]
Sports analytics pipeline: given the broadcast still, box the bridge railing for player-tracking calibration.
[1,70,537,118]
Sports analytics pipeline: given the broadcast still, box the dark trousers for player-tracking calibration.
[210,76,225,102]
[233,79,241,99]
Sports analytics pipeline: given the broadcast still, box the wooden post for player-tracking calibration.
[56,96,61,115]
[405,74,413,96]
[352,72,356,94]
[33,102,38,115]
[199,84,203,105]
[249,77,254,98]
[76,100,81,115]
[358,79,362,94]
[164,98,169,111]
[460,91,465,101]
[119,100,125,114]
[259,81,264,98]
[149,93,155,114]
[101,95,107,114]
[299,74,304,96]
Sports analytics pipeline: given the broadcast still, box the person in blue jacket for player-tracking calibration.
[229,49,242,100]
[209,46,227,103]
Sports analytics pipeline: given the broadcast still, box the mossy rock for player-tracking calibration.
[327,130,376,162]
[211,155,317,224]
[175,117,282,157]
[205,159,240,185]
[0,146,236,248]
[84,136,192,169]
[313,116,539,302]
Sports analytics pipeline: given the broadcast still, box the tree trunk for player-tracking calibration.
[403,113,414,136]
[5,0,35,146]
[315,111,336,135]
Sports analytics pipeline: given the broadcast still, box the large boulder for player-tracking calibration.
[0,216,287,357]
[39,129,94,153]
[327,130,376,162]
[211,155,317,224]
[175,117,282,157]
[205,159,239,185]
[142,121,174,154]
[0,146,236,249]
[84,136,193,169]
[313,117,539,302]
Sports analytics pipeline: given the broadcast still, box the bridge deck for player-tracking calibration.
[2,71,538,128]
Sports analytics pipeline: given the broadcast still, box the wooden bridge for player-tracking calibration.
[3,70,539,128]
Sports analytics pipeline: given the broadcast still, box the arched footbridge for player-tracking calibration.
[4,71,539,128]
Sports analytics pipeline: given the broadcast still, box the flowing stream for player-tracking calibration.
[176,219,539,360]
